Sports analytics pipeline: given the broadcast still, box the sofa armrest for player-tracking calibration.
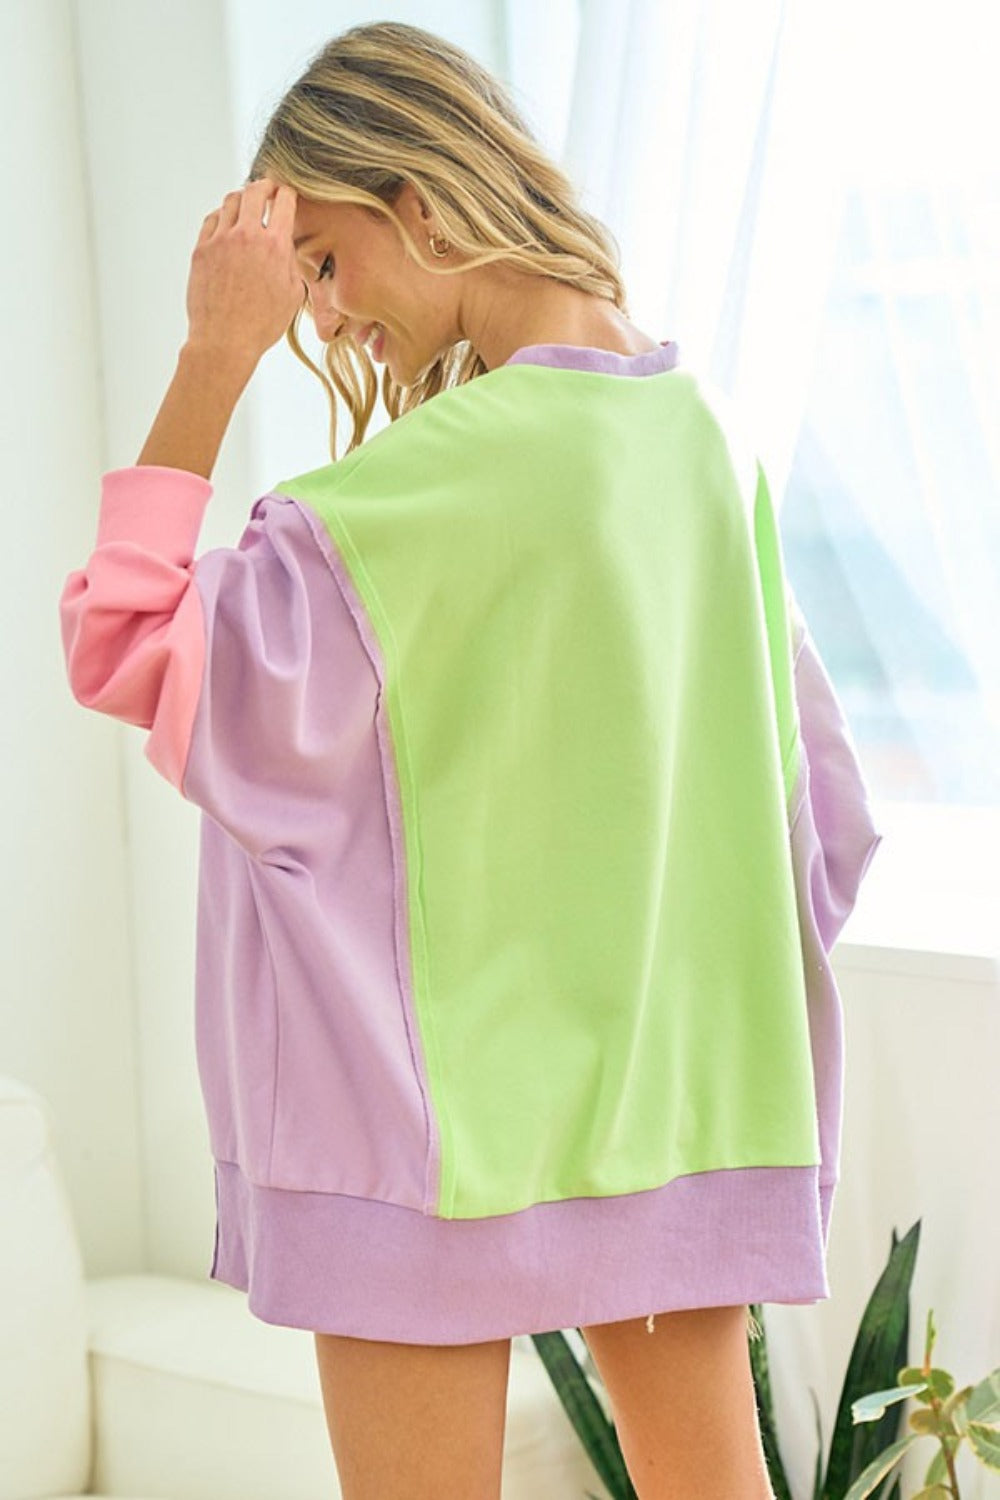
[86,1275,333,1500]
[86,1275,606,1499]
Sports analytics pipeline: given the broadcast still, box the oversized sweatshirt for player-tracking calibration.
[60,338,881,1342]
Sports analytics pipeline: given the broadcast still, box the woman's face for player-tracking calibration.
[290,183,458,383]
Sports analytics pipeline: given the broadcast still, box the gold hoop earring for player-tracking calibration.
[428,232,450,259]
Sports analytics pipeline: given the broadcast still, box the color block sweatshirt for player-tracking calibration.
[59,339,881,1341]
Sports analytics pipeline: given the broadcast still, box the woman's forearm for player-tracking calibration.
[136,341,258,478]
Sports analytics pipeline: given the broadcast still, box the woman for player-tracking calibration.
[60,20,880,1500]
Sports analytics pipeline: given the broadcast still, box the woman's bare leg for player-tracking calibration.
[580,1304,774,1500]
[313,1330,512,1500]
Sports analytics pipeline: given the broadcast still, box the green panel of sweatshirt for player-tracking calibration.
[277,364,817,1218]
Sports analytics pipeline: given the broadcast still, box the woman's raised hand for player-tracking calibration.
[133,179,306,477]
[185,178,305,371]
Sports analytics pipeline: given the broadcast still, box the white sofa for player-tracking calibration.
[0,1076,607,1499]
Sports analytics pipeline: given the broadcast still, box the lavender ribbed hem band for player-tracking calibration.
[211,1159,831,1343]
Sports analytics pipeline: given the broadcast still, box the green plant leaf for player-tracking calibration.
[810,1388,825,1500]
[531,1331,636,1498]
[880,1478,902,1500]
[924,1309,937,1365]
[853,1384,925,1423]
[940,1384,973,1433]
[923,1367,956,1402]
[843,1435,919,1500]
[746,1305,794,1500]
[967,1369,1000,1425]
[908,1487,953,1498]
[747,1305,774,1408]
[968,1421,1000,1471]
[897,1368,934,1404]
[822,1221,921,1498]
[898,1365,954,1405]
[923,1444,948,1486]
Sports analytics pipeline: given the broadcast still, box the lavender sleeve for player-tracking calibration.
[180,493,381,862]
[790,596,883,951]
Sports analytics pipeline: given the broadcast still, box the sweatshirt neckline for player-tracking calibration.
[502,339,679,377]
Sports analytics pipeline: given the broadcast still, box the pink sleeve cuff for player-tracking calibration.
[61,465,213,791]
[97,465,213,558]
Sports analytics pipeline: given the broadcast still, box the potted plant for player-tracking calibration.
[845,1308,1000,1499]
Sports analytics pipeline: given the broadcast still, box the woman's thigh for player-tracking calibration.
[313,1330,512,1500]
[580,1305,774,1500]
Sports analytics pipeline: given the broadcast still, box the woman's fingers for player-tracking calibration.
[197,179,295,246]
[234,176,295,234]
[185,178,304,366]
[218,189,243,229]
[264,182,298,240]
[196,209,220,246]
[235,176,273,228]
[196,191,240,248]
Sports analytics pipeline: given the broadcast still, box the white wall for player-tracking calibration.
[769,943,1000,1500]
[0,0,143,1275]
[70,0,255,1278]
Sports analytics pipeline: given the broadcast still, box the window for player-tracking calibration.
[780,8,1000,806]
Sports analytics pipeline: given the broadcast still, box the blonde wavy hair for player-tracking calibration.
[248,20,627,458]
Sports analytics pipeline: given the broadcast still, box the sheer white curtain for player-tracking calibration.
[502,0,857,504]
[832,3,1000,761]
[926,181,1000,748]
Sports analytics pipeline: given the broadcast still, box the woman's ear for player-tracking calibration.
[394,179,435,231]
